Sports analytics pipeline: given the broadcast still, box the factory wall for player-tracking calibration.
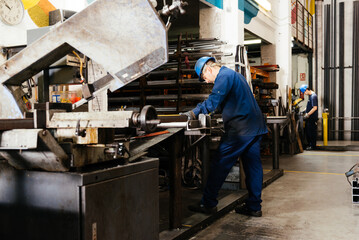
[292,54,309,92]
[292,54,311,117]
[199,0,292,108]
[244,1,276,44]
[199,0,244,66]
[0,4,36,47]
[249,0,292,110]
[0,0,88,60]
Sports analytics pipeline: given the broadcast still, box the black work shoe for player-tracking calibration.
[305,146,314,150]
[235,203,262,217]
[188,202,217,214]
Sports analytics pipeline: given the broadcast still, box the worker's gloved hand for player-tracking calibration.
[304,113,309,119]
[180,111,196,120]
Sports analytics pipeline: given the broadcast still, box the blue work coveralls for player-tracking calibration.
[192,66,268,211]
[305,92,318,148]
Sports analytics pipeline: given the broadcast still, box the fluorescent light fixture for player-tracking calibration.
[255,0,271,11]
[244,39,262,45]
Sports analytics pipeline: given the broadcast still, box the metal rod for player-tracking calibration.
[148,95,179,100]
[108,97,140,102]
[157,122,187,128]
[339,2,345,140]
[158,115,188,122]
[321,66,352,69]
[330,130,359,132]
[315,1,319,93]
[352,2,359,140]
[302,2,305,43]
[113,107,188,113]
[296,0,298,41]
[308,52,313,89]
[145,119,161,124]
[324,5,330,110]
[272,123,279,169]
[109,94,209,102]
[329,117,359,120]
[123,78,203,87]
[330,0,337,140]
[108,94,209,102]
[357,1,359,140]
[176,34,182,113]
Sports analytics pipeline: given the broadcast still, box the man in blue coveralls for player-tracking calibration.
[300,84,318,150]
[182,57,268,217]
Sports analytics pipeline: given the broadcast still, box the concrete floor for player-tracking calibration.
[190,149,359,239]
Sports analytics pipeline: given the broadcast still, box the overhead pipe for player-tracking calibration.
[323,5,330,112]
[329,0,337,140]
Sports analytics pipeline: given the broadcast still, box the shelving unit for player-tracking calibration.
[251,65,280,115]
[108,37,229,113]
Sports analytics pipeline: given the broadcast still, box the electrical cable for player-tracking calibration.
[72,50,85,83]
[30,77,37,101]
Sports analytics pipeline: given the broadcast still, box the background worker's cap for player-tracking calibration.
[300,84,308,93]
[195,57,215,82]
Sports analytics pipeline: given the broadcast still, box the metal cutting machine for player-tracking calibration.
[0,0,189,172]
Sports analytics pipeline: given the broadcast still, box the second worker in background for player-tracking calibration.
[300,84,318,150]
[182,57,268,217]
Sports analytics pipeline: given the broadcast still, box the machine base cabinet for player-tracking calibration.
[0,158,159,240]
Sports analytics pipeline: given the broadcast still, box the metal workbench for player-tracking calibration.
[0,127,185,240]
[267,116,290,169]
[159,117,288,240]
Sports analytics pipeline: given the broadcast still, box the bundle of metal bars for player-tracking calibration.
[323,1,359,140]
[108,38,230,113]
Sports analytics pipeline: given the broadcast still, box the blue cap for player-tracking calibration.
[300,84,308,93]
[194,57,215,82]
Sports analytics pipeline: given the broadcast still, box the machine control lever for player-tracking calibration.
[75,119,86,137]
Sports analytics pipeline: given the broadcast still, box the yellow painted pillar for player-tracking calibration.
[322,112,329,146]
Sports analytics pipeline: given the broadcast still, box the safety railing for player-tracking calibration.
[291,0,313,49]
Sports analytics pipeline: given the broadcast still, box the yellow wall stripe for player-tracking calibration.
[284,170,343,176]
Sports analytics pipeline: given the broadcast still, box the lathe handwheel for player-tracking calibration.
[139,105,158,133]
